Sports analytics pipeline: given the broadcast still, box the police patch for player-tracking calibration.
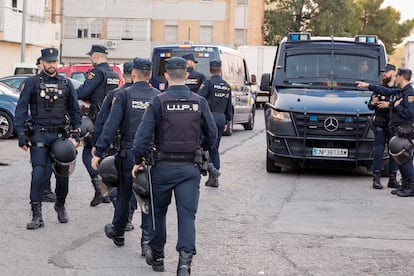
[408,96,414,103]
[192,103,199,111]
[199,84,205,90]
[87,72,95,80]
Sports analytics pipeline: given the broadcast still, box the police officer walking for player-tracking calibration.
[131,57,217,275]
[358,68,414,197]
[77,44,120,206]
[91,58,160,252]
[14,48,81,229]
[92,60,136,231]
[199,59,232,187]
[182,53,206,93]
[368,63,399,189]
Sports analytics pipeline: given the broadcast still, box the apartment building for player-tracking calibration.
[0,0,62,76]
[61,0,264,64]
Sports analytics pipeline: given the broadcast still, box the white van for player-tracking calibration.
[13,63,38,75]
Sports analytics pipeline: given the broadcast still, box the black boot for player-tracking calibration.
[141,230,150,257]
[391,178,406,195]
[125,209,135,231]
[372,172,383,189]
[90,176,103,206]
[207,163,220,178]
[146,247,164,272]
[105,224,125,246]
[396,180,414,197]
[177,250,193,276]
[42,181,56,202]
[54,198,68,223]
[387,172,401,188]
[27,202,44,230]
[205,176,219,187]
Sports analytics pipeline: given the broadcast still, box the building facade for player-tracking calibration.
[61,0,264,64]
[0,0,62,76]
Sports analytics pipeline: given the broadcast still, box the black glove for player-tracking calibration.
[71,132,80,143]
[18,133,29,148]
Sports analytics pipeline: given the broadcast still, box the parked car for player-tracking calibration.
[57,63,124,86]
[0,82,19,139]
[0,74,83,90]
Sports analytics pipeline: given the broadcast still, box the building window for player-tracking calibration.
[200,26,212,43]
[107,18,149,41]
[235,29,245,45]
[63,17,102,39]
[236,0,247,5]
[12,0,17,8]
[165,25,177,43]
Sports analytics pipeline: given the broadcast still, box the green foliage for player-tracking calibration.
[264,0,414,54]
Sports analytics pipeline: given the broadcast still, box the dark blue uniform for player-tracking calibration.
[95,82,160,238]
[368,85,398,188]
[77,62,119,205]
[132,85,217,256]
[199,75,232,171]
[15,67,81,229]
[185,67,206,93]
[368,83,414,184]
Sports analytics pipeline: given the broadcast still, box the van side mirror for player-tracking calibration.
[260,73,271,92]
[250,74,257,85]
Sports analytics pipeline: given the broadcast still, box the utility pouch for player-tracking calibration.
[24,120,35,136]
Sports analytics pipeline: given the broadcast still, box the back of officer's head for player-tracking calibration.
[209,59,222,75]
[165,57,187,81]
[132,57,152,80]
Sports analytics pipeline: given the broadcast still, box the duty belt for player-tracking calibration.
[34,125,65,132]
[155,152,194,162]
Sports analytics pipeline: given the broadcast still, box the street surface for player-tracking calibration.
[1,109,414,275]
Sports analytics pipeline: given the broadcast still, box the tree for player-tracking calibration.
[264,0,414,54]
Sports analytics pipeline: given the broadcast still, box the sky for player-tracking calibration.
[381,0,414,22]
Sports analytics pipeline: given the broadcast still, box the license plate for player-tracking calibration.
[312,148,348,157]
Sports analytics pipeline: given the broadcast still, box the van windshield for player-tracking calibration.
[284,53,380,87]
[152,47,219,82]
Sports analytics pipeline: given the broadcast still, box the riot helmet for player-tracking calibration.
[50,137,77,177]
[98,155,119,187]
[132,166,150,198]
[389,135,413,165]
[80,116,94,147]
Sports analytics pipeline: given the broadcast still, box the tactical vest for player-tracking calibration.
[89,66,120,117]
[29,75,69,120]
[119,86,153,147]
[205,78,231,113]
[155,92,202,153]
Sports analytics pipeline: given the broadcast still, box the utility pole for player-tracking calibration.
[21,0,27,62]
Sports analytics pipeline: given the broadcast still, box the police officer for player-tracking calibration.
[182,53,206,93]
[358,68,414,197]
[77,44,120,206]
[131,57,217,275]
[15,47,81,229]
[91,58,160,252]
[199,59,232,187]
[35,56,57,203]
[368,63,399,189]
[92,60,136,231]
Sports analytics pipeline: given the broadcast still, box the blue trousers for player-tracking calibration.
[372,127,398,173]
[29,132,68,203]
[149,162,201,254]
[82,145,98,179]
[209,113,226,170]
[112,150,150,232]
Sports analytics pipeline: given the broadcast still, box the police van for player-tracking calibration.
[260,33,387,172]
[151,44,257,135]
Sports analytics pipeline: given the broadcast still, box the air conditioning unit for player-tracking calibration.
[106,40,118,49]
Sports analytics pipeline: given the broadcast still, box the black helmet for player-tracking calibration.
[389,135,413,165]
[132,166,149,198]
[80,116,94,137]
[50,137,77,177]
[98,155,119,187]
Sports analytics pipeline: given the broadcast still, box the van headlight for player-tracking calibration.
[270,110,292,122]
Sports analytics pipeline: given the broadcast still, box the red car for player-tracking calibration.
[57,64,124,86]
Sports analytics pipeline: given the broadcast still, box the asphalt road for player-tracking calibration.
[1,109,414,275]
